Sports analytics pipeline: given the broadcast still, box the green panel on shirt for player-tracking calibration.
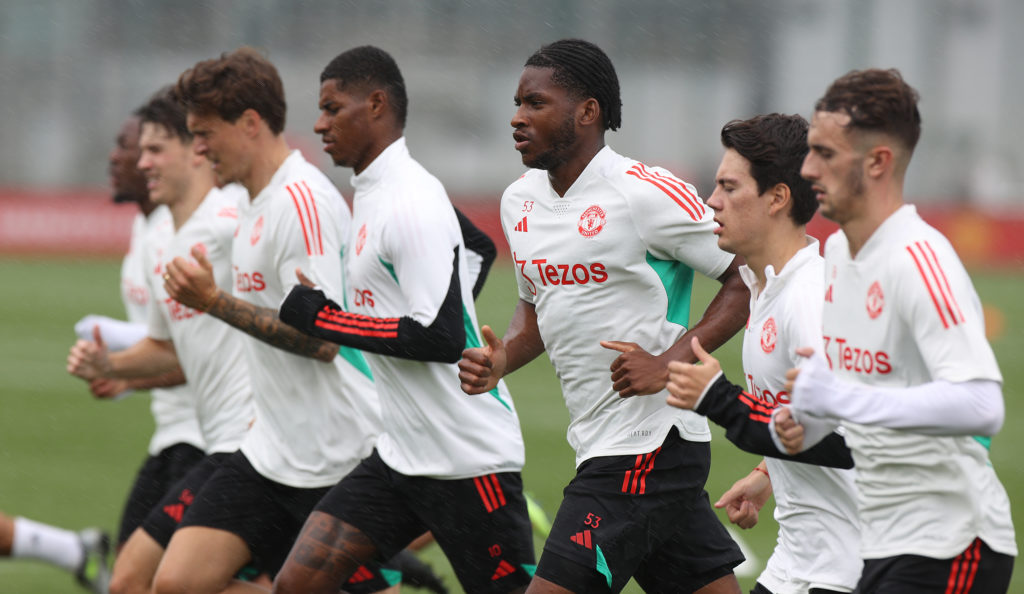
[338,345,374,381]
[463,306,511,411]
[645,251,694,327]
[379,257,398,283]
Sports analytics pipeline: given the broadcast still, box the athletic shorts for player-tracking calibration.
[316,449,535,593]
[856,538,1014,593]
[141,452,231,547]
[535,428,744,593]
[118,442,205,546]
[177,451,395,592]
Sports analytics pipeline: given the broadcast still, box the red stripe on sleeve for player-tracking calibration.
[317,310,400,330]
[748,412,772,424]
[286,184,313,256]
[918,241,960,326]
[737,392,776,415]
[626,166,699,221]
[314,319,398,338]
[301,181,324,255]
[923,241,965,325]
[906,245,950,329]
[644,165,705,217]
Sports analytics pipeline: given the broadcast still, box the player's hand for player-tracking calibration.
[600,341,667,398]
[295,268,315,288]
[165,246,219,312]
[774,406,805,454]
[67,325,112,381]
[665,337,721,410]
[714,466,772,529]
[459,325,506,394]
[783,346,815,392]
[89,377,128,399]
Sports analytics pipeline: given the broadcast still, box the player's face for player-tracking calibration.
[708,148,769,257]
[186,111,248,185]
[137,123,194,207]
[314,79,374,173]
[511,67,579,171]
[802,110,867,225]
[109,117,148,204]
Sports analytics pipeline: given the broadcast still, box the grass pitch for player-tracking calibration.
[0,258,1020,592]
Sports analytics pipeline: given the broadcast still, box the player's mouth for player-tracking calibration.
[513,131,529,152]
[811,185,826,201]
[712,217,724,235]
[321,137,336,153]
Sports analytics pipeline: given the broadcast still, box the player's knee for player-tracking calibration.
[108,571,145,594]
[151,569,195,594]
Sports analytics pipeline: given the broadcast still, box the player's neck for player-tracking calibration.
[169,175,215,230]
[547,138,604,197]
[747,227,807,294]
[242,135,292,199]
[843,184,904,258]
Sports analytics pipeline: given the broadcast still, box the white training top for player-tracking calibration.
[821,204,1016,559]
[739,239,860,594]
[346,138,524,479]
[501,146,733,466]
[122,207,204,455]
[234,150,381,488]
[146,186,253,454]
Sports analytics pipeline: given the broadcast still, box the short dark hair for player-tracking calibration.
[815,68,921,153]
[720,113,817,226]
[320,46,408,128]
[525,39,622,131]
[175,47,287,134]
[135,86,191,143]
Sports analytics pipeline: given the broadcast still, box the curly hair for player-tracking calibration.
[175,47,286,134]
[320,46,408,128]
[815,68,921,152]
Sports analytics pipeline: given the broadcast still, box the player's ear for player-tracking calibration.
[239,108,263,138]
[865,145,893,179]
[367,89,387,120]
[767,182,791,217]
[578,98,600,128]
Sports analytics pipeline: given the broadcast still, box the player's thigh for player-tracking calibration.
[275,511,383,594]
[154,525,250,593]
[110,527,165,593]
[410,471,535,593]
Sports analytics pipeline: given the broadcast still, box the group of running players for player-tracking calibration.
[55,37,1013,594]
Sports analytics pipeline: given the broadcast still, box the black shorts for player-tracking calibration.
[118,442,205,546]
[316,449,535,593]
[536,428,744,593]
[141,452,231,547]
[857,538,1014,593]
[176,451,395,592]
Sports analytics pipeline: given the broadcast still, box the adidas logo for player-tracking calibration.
[514,217,528,232]
[570,530,593,549]
[163,503,184,522]
[491,559,516,580]
[346,566,375,584]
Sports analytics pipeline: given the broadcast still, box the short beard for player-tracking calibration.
[112,190,145,204]
[524,115,577,171]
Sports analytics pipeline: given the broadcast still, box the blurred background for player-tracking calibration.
[0,1,1021,592]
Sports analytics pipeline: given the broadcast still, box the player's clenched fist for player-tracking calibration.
[67,325,112,381]
[459,325,506,395]
[665,337,722,409]
[165,246,220,312]
[773,406,805,454]
[714,466,772,530]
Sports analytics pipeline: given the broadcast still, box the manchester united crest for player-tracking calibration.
[866,281,884,319]
[251,215,264,246]
[578,205,606,238]
[760,317,777,353]
[355,223,367,255]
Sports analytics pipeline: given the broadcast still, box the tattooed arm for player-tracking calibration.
[164,247,338,363]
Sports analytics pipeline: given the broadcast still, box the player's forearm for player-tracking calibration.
[108,337,181,378]
[698,373,854,468]
[797,363,1004,436]
[500,300,545,376]
[205,289,338,362]
[121,367,187,390]
[663,259,749,364]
